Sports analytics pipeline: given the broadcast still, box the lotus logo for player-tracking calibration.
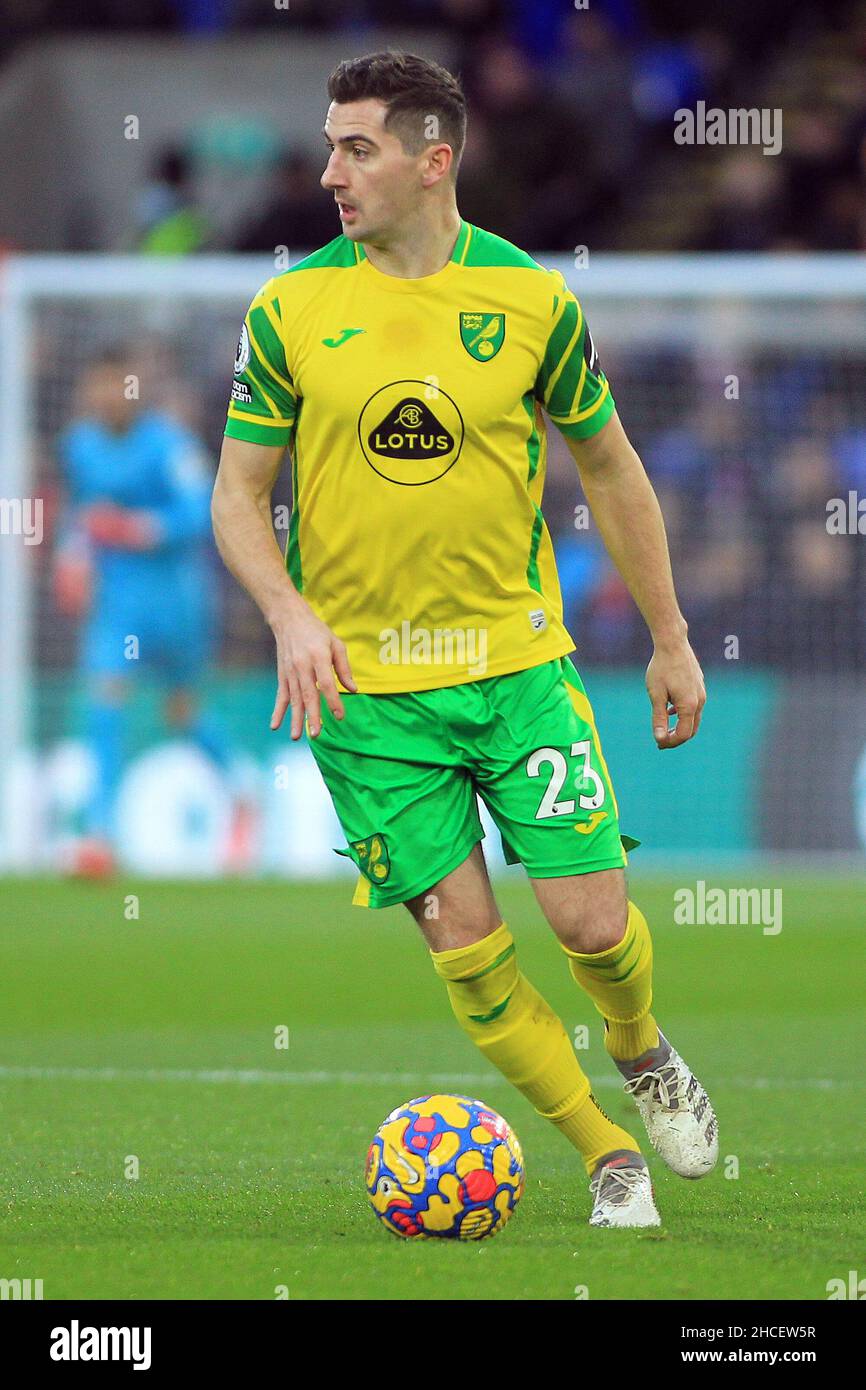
[396,402,423,428]
[358,380,464,484]
[368,397,453,460]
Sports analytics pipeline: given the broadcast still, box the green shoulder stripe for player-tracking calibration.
[282,234,360,274]
[536,296,580,406]
[460,223,546,271]
[248,304,294,391]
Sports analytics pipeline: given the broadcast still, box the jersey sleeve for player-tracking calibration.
[535,270,615,440]
[224,277,297,447]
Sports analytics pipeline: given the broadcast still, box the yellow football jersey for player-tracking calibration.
[224,218,615,692]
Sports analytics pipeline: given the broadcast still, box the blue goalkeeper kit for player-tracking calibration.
[59,411,215,681]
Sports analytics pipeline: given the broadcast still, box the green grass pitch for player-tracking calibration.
[0,872,863,1301]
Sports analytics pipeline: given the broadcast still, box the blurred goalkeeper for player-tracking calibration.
[53,344,232,876]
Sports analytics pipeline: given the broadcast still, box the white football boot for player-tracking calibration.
[588,1150,661,1228]
[616,1028,719,1179]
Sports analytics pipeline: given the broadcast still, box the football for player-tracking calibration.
[365,1093,524,1240]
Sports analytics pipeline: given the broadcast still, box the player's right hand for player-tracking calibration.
[269,596,357,740]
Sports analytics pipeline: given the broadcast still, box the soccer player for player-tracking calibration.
[213,52,717,1227]
[54,345,236,875]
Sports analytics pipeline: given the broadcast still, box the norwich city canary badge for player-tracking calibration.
[459,312,505,361]
[352,834,390,883]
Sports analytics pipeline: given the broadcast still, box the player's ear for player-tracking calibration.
[420,144,453,188]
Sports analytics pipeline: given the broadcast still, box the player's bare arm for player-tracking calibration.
[212,434,356,740]
[565,411,706,750]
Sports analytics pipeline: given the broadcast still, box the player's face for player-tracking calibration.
[321,99,427,244]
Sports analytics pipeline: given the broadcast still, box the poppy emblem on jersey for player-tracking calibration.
[351,833,390,884]
[358,380,465,485]
[459,312,505,361]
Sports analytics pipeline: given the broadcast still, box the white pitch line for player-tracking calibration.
[0,1065,853,1090]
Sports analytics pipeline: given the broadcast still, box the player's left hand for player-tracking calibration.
[646,640,706,749]
[83,503,157,550]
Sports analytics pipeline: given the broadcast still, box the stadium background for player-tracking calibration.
[0,0,864,1306]
[3,0,866,871]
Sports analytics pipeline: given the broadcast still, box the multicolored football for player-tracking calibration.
[365,1094,524,1240]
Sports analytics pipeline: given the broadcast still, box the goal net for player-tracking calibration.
[2,253,865,872]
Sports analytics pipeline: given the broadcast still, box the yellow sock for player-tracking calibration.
[431,922,640,1174]
[563,901,659,1061]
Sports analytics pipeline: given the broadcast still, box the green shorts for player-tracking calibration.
[309,656,636,908]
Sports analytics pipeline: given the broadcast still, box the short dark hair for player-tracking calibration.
[327,51,467,178]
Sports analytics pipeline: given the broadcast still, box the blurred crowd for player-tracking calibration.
[3,0,866,251]
[33,315,866,675]
[544,347,866,671]
[8,0,865,673]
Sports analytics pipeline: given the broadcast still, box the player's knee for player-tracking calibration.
[405,887,501,947]
[546,881,628,954]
